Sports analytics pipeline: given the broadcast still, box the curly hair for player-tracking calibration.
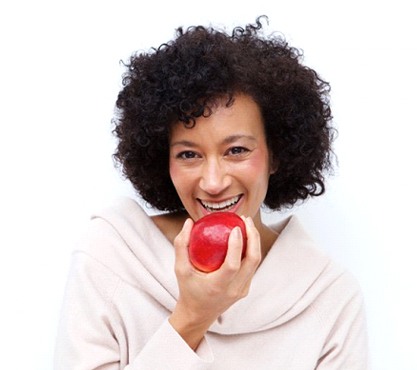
[113,16,335,212]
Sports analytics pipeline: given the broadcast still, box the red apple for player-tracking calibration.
[189,212,247,272]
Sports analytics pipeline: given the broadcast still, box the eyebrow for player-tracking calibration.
[170,134,257,147]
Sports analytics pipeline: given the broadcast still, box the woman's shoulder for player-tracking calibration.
[92,196,187,243]
[76,197,153,249]
[89,196,148,223]
[272,214,364,296]
[72,197,181,288]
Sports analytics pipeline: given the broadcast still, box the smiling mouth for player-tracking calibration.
[199,195,242,212]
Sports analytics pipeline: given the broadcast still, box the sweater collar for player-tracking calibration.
[209,216,331,334]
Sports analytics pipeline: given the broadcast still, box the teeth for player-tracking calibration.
[200,195,241,211]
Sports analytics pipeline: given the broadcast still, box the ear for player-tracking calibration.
[269,163,278,175]
[269,152,279,175]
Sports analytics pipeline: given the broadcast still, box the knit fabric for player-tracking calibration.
[54,197,368,369]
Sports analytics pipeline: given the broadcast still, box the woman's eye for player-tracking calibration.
[177,151,198,159]
[228,146,249,156]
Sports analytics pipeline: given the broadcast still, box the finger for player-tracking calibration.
[244,216,262,261]
[173,218,194,268]
[237,216,262,276]
[219,226,244,274]
[221,221,259,300]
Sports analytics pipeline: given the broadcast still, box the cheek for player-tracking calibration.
[169,162,195,195]
[239,151,271,197]
[244,150,270,176]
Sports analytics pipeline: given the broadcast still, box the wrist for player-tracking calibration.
[169,303,214,350]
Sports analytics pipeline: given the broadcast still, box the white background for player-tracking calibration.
[1,1,416,369]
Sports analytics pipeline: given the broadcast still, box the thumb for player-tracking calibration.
[174,218,194,264]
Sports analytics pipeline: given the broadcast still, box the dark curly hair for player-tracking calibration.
[113,16,335,212]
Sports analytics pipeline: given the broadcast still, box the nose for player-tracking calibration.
[199,158,231,195]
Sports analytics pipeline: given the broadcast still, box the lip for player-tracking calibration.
[198,194,243,217]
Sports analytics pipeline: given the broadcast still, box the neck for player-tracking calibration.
[252,211,279,261]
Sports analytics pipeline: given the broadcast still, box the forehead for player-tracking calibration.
[170,94,265,142]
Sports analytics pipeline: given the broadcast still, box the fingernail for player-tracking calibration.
[184,218,193,229]
[232,226,242,239]
[246,217,255,227]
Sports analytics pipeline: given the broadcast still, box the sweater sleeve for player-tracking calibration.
[316,281,369,370]
[126,319,213,370]
[54,252,214,370]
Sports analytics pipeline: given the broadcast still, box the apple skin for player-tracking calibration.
[189,212,247,273]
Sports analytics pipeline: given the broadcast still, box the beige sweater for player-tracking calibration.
[54,197,368,369]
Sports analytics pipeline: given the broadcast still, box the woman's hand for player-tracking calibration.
[168,216,262,350]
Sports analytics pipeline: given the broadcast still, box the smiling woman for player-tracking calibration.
[54,16,369,369]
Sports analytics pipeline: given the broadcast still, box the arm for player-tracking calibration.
[169,216,262,350]
[54,216,219,370]
[54,251,216,370]
[54,214,261,369]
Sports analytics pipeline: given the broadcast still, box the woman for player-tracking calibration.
[54,17,368,369]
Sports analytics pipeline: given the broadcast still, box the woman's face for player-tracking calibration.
[169,94,274,227]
